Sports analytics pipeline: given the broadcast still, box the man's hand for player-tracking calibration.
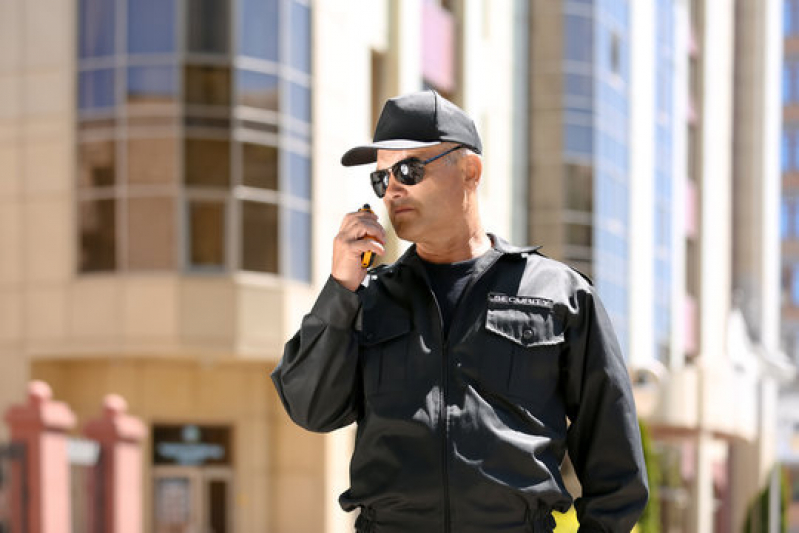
[332,208,386,291]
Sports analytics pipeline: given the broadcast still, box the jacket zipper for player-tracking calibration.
[420,249,504,533]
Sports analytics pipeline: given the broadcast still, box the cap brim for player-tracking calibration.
[340,139,442,166]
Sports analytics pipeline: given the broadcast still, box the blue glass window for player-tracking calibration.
[565,123,593,156]
[286,152,311,199]
[792,264,799,305]
[239,0,279,61]
[79,69,116,110]
[187,0,229,54]
[128,0,176,54]
[127,66,177,101]
[783,198,791,238]
[564,14,593,64]
[288,209,311,282]
[289,82,311,122]
[236,70,279,111]
[79,0,115,58]
[289,1,311,73]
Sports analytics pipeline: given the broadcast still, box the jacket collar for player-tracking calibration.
[395,233,542,266]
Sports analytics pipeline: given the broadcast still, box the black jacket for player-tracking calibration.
[272,235,648,533]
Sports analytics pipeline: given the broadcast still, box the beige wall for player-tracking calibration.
[30,358,338,533]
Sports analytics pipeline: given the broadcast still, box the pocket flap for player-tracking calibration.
[485,301,564,348]
[359,304,411,346]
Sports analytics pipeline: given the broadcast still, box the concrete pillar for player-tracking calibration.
[83,394,146,533]
[3,380,76,533]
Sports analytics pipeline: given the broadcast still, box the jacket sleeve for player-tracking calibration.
[271,276,363,433]
[562,284,649,532]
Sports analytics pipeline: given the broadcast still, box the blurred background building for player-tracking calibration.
[0,0,795,531]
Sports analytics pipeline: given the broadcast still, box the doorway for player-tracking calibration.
[153,466,233,533]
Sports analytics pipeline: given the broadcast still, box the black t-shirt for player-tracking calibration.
[419,254,483,338]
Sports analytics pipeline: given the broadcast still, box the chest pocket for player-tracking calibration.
[359,304,411,396]
[483,296,564,400]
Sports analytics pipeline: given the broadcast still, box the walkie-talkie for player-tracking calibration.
[358,204,376,268]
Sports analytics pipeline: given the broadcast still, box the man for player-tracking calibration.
[272,90,648,533]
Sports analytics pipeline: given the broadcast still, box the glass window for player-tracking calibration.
[187,0,229,54]
[242,143,278,190]
[185,139,230,188]
[241,200,278,273]
[783,129,790,172]
[185,65,231,106]
[286,152,311,199]
[79,0,115,58]
[793,265,799,305]
[236,70,279,111]
[79,141,116,188]
[289,1,311,73]
[127,66,178,103]
[565,163,593,211]
[128,0,176,54]
[79,199,116,272]
[566,223,592,248]
[128,138,178,185]
[288,209,311,282]
[127,197,176,269]
[289,82,311,122]
[565,72,592,100]
[188,200,226,268]
[79,69,116,110]
[564,123,593,155]
[239,0,279,61]
[783,198,791,239]
[564,13,593,64]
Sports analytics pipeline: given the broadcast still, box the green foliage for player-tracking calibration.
[743,465,789,533]
[637,419,661,533]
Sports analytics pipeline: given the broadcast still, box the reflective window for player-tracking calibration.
[289,1,311,73]
[289,82,311,122]
[79,141,116,188]
[781,198,790,239]
[286,152,310,199]
[185,139,230,188]
[242,143,278,190]
[79,199,116,271]
[564,73,592,100]
[79,0,115,58]
[565,163,593,212]
[241,201,278,273]
[564,14,593,63]
[239,0,279,61]
[128,138,178,185]
[793,264,799,305]
[127,197,176,269]
[185,66,231,106]
[79,69,116,110]
[236,70,279,111]
[288,209,311,282]
[564,123,593,155]
[188,200,226,268]
[128,66,178,103]
[187,0,229,54]
[128,0,176,54]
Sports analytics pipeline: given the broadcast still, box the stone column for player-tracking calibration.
[83,394,146,533]
[3,380,76,533]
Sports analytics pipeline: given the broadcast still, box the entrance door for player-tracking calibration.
[154,466,233,533]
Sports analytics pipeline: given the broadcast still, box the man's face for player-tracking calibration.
[375,143,466,244]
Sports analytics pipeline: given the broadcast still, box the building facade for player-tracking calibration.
[0,0,520,531]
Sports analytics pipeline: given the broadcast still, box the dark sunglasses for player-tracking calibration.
[369,144,465,198]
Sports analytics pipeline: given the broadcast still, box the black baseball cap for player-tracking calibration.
[340,90,483,166]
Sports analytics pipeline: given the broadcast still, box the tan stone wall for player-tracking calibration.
[30,358,334,533]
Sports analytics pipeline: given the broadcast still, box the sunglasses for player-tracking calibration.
[369,144,465,198]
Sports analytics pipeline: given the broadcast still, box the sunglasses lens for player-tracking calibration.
[394,160,424,185]
[370,170,389,198]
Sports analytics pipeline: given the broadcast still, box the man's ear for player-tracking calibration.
[461,153,482,190]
